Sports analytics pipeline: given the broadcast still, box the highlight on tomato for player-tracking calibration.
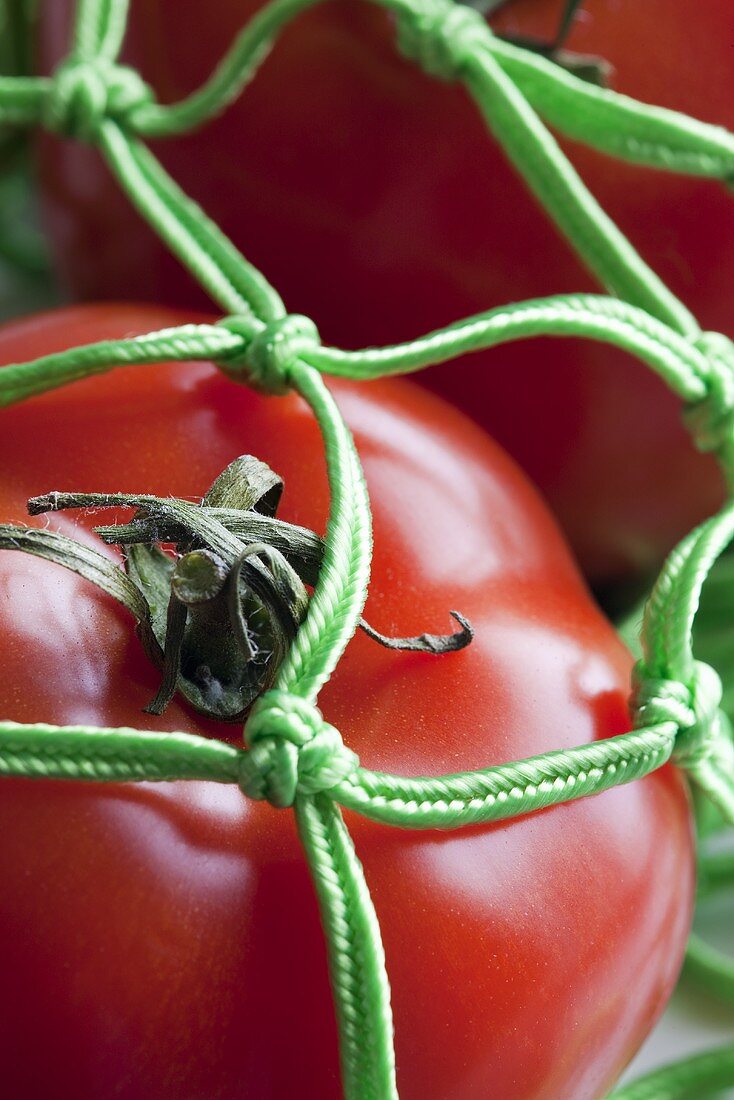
[36,0,732,588]
[0,304,694,1098]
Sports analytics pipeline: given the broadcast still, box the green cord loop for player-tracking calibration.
[395,0,489,82]
[631,659,725,767]
[608,1043,734,1100]
[44,56,153,141]
[217,313,321,394]
[684,331,734,454]
[240,690,360,807]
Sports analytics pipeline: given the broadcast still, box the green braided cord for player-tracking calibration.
[422,11,695,334]
[607,1045,734,1100]
[699,846,734,893]
[122,0,734,188]
[690,761,734,826]
[97,123,284,319]
[128,0,322,138]
[0,76,48,126]
[334,725,675,829]
[0,294,711,417]
[275,365,373,702]
[634,504,734,822]
[0,720,241,784]
[491,37,734,181]
[306,294,709,396]
[296,794,397,1100]
[643,505,734,684]
[0,716,677,828]
[72,0,129,60]
[684,933,734,1006]
[642,533,703,684]
[683,844,734,1005]
[0,323,240,405]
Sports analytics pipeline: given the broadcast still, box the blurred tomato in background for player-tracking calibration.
[37,0,732,590]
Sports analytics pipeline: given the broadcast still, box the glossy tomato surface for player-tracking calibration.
[0,305,693,1098]
[36,0,730,587]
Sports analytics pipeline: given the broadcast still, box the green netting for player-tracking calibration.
[0,0,733,1095]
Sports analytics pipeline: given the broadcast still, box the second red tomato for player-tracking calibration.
[37,2,730,594]
[37,0,730,586]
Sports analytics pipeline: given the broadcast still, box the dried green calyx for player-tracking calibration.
[1,456,472,722]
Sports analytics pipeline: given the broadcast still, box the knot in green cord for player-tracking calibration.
[217,314,320,394]
[684,331,734,453]
[395,0,489,82]
[239,690,359,807]
[631,659,724,767]
[44,57,154,141]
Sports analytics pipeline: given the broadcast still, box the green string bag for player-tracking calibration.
[0,0,733,1095]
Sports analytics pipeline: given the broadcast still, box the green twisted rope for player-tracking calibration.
[67,0,734,190]
[0,297,704,402]
[71,0,130,60]
[0,0,733,1095]
[99,125,284,318]
[273,367,373,702]
[685,846,734,1006]
[296,793,396,1100]
[0,719,243,783]
[608,1045,734,1100]
[491,36,734,181]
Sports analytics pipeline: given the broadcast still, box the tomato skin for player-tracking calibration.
[0,304,693,1098]
[36,0,730,587]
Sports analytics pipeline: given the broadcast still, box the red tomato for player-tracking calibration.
[36,0,730,588]
[0,304,693,1098]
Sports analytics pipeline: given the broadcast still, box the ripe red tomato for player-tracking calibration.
[36,0,730,588]
[0,304,693,1098]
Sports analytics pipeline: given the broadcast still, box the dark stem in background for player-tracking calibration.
[473,0,610,85]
